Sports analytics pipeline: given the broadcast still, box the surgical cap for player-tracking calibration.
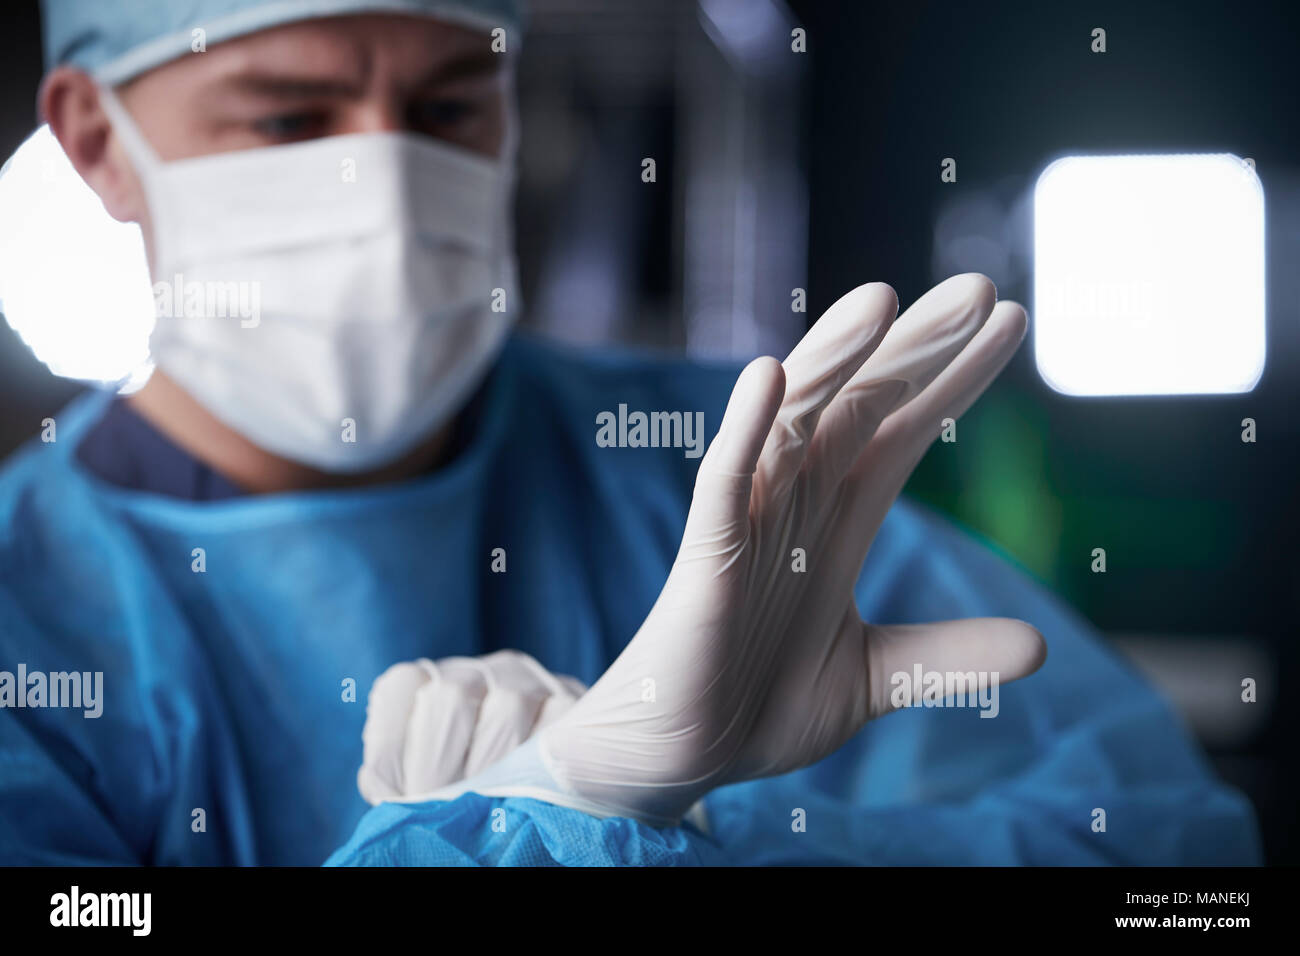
[41,0,523,85]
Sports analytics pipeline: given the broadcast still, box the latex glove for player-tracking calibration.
[524,274,1048,826]
[357,650,586,805]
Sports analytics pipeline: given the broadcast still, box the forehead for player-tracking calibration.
[144,14,504,89]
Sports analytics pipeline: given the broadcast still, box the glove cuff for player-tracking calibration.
[391,735,711,834]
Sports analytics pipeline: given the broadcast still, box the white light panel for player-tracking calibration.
[1034,153,1264,396]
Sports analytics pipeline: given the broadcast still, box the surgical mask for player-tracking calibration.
[98,87,520,473]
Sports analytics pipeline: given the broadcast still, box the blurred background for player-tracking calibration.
[2,0,1296,862]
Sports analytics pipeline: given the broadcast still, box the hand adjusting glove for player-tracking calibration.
[531,274,1047,826]
[357,650,585,805]
[365,275,1048,829]
[357,651,711,829]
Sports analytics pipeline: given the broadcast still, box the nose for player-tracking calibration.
[336,98,406,135]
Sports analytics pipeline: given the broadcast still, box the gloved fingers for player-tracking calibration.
[873,300,1028,465]
[863,616,1047,720]
[464,650,576,776]
[805,274,997,501]
[838,300,1027,562]
[698,355,786,478]
[536,672,587,727]
[556,674,588,698]
[357,658,438,805]
[680,355,785,562]
[401,657,487,795]
[360,652,591,804]
[753,283,898,496]
[482,648,585,700]
[465,689,546,777]
[536,687,583,728]
[514,657,587,727]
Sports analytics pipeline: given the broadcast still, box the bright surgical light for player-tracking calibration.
[0,125,154,388]
[1033,154,1265,396]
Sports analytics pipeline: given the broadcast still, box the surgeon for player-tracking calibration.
[0,0,1259,866]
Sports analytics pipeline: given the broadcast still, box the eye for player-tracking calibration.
[251,113,326,141]
[410,99,475,130]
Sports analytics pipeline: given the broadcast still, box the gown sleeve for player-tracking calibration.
[0,711,143,864]
[0,578,142,864]
[0,570,258,866]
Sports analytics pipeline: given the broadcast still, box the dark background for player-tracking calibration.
[2,1,1295,862]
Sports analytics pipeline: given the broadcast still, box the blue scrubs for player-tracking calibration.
[74,392,246,500]
[0,334,1261,865]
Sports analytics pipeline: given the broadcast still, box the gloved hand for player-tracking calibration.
[525,274,1047,826]
[357,650,586,805]
[368,274,1047,828]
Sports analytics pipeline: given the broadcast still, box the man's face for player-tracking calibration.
[31,12,516,486]
[117,13,511,162]
[65,13,514,268]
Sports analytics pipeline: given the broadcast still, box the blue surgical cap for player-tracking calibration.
[42,0,523,85]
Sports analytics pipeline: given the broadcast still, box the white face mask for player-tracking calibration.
[99,87,520,473]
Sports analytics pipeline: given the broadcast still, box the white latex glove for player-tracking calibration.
[387,274,1047,829]
[357,650,586,805]
[525,274,1047,826]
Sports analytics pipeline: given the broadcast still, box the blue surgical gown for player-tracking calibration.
[0,333,1261,865]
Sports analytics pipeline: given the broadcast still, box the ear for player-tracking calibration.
[39,66,147,224]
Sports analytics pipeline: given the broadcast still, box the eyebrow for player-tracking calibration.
[422,49,505,85]
[223,72,365,99]
[217,51,504,101]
